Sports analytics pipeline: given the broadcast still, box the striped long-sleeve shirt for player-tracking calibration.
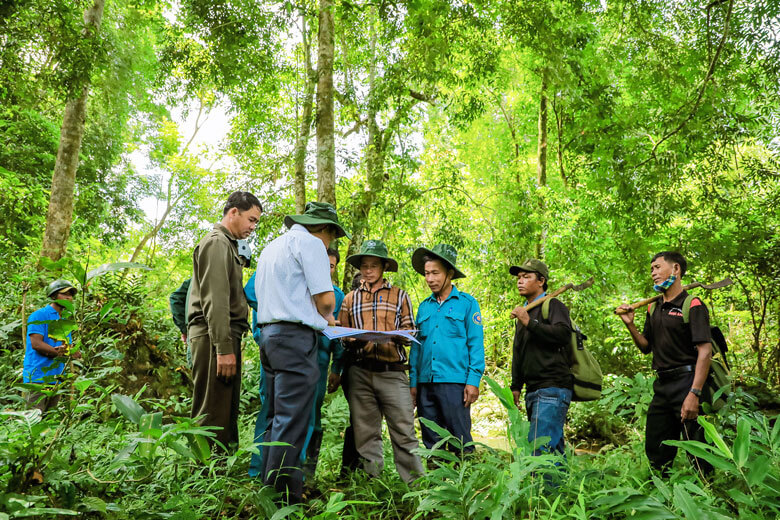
[338,280,415,364]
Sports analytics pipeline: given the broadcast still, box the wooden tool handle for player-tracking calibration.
[614,282,705,315]
[525,283,573,312]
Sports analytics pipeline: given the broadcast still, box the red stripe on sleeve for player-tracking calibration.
[690,298,703,307]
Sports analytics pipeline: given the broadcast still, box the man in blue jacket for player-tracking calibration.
[409,244,485,453]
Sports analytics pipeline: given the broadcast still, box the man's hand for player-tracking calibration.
[327,372,341,393]
[216,353,237,380]
[617,304,636,325]
[510,305,530,326]
[71,349,83,360]
[410,387,417,408]
[181,333,188,344]
[512,390,522,409]
[681,392,700,422]
[327,316,336,327]
[463,384,479,407]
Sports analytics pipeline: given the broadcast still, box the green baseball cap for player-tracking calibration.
[284,201,352,239]
[46,279,77,298]
[509,258,549,280]
[412,243,466,279]
[346,239,398,272]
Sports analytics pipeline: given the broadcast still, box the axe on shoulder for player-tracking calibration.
[614,278,733,315]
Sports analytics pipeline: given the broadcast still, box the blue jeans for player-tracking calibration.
[524,387,572,456]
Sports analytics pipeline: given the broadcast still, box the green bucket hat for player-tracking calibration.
[284,201,352,239]
[46,279,77,298]
[412,243,466,279]
[509,258,549,280]
[346,239,398,272]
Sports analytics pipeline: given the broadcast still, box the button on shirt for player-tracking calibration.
[410,285,485,388]
[254,224,334,330]
[24,305,71,384]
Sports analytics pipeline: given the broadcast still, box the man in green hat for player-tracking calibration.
[24,279,82,412]
[509,258,574,459]
[338,239,423,484]
[409,244,484,454]
[254,201,350,503]
[188,191,262,454]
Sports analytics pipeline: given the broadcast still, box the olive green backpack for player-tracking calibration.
[649,295,732,410]
[542,299,603,401]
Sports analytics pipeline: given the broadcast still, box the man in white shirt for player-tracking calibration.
[254,201,350,503]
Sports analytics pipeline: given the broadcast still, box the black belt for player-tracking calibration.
[259,321,315,331]
[354,360,409,373]
[656,364,695,380]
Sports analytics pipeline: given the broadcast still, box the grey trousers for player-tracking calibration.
[26,387,60,413]
[347,366,423,484]
[260,322,319,503]
[190,334,243,451]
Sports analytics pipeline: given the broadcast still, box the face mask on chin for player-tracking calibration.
[653,275,677,293]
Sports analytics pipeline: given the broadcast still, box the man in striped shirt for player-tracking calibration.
[338,239,424,484]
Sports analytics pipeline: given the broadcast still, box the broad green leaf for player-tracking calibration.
[111,394,145,425]
[734,417,751,468]
[664,440,734,472]
[746,455,771,487]
[697,416,732,460]
[79,496,107,513]
[86,262,151,282]
[672,485,699,519]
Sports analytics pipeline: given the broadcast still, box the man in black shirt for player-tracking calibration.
[509,259,573,457]
[618,251,713,475]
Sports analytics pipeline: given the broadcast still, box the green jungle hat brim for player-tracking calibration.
[284,214,351,239]
[411,247,466,279]
[346,254,399,272]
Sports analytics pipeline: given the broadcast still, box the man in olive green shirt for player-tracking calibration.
[188,191,262,451]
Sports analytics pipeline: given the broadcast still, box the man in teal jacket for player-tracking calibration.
[409,244,485,453]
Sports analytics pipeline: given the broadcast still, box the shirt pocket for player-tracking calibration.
[416,313,431,341]
[444,310,466,337]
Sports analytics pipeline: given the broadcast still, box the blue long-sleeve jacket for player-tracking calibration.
[409,285,485,388]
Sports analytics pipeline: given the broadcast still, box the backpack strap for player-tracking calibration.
[541,298,551,321]
[682,294,695,324]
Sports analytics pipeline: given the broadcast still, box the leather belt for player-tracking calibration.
[656,364,695,380]
[354,360,409,372]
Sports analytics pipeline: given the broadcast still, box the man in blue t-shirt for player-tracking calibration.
[24,279,80,412]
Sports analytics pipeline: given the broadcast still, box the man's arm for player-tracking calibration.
[29,334,63,358]
[681,342,712,421]
[510,324,523,408]
[617,305,651,353]
[314,291,336,325]
[170,280,190,334]
[463,298,484,406]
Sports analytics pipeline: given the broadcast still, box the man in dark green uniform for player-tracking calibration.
[187,191,262,452]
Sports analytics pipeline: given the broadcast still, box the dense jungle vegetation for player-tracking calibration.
[1,0,780,518]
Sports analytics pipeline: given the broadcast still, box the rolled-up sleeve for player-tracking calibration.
[198,238,234,355]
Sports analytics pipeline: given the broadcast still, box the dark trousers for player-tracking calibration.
[190,334,242,451]
[260,323,318,503]
[418,383,474,453]
[339,364,361,476]
[646,371,713,476]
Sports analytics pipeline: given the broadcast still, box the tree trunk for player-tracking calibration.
[535,69,548,259]
[293,13,316,214]
[40,0,105,261]
[316,0,336,206]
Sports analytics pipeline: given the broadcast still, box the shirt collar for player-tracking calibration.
[214,223,237,242]
[289,223,308,234]
[663,290,689,307]
[359,279,391,292]
[425,284,460,303]
[525,291,546,307]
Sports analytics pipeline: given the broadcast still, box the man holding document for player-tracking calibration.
[337,239,424,484]
[254,202,350,503]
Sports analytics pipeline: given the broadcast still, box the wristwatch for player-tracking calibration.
[689,388,702,398]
